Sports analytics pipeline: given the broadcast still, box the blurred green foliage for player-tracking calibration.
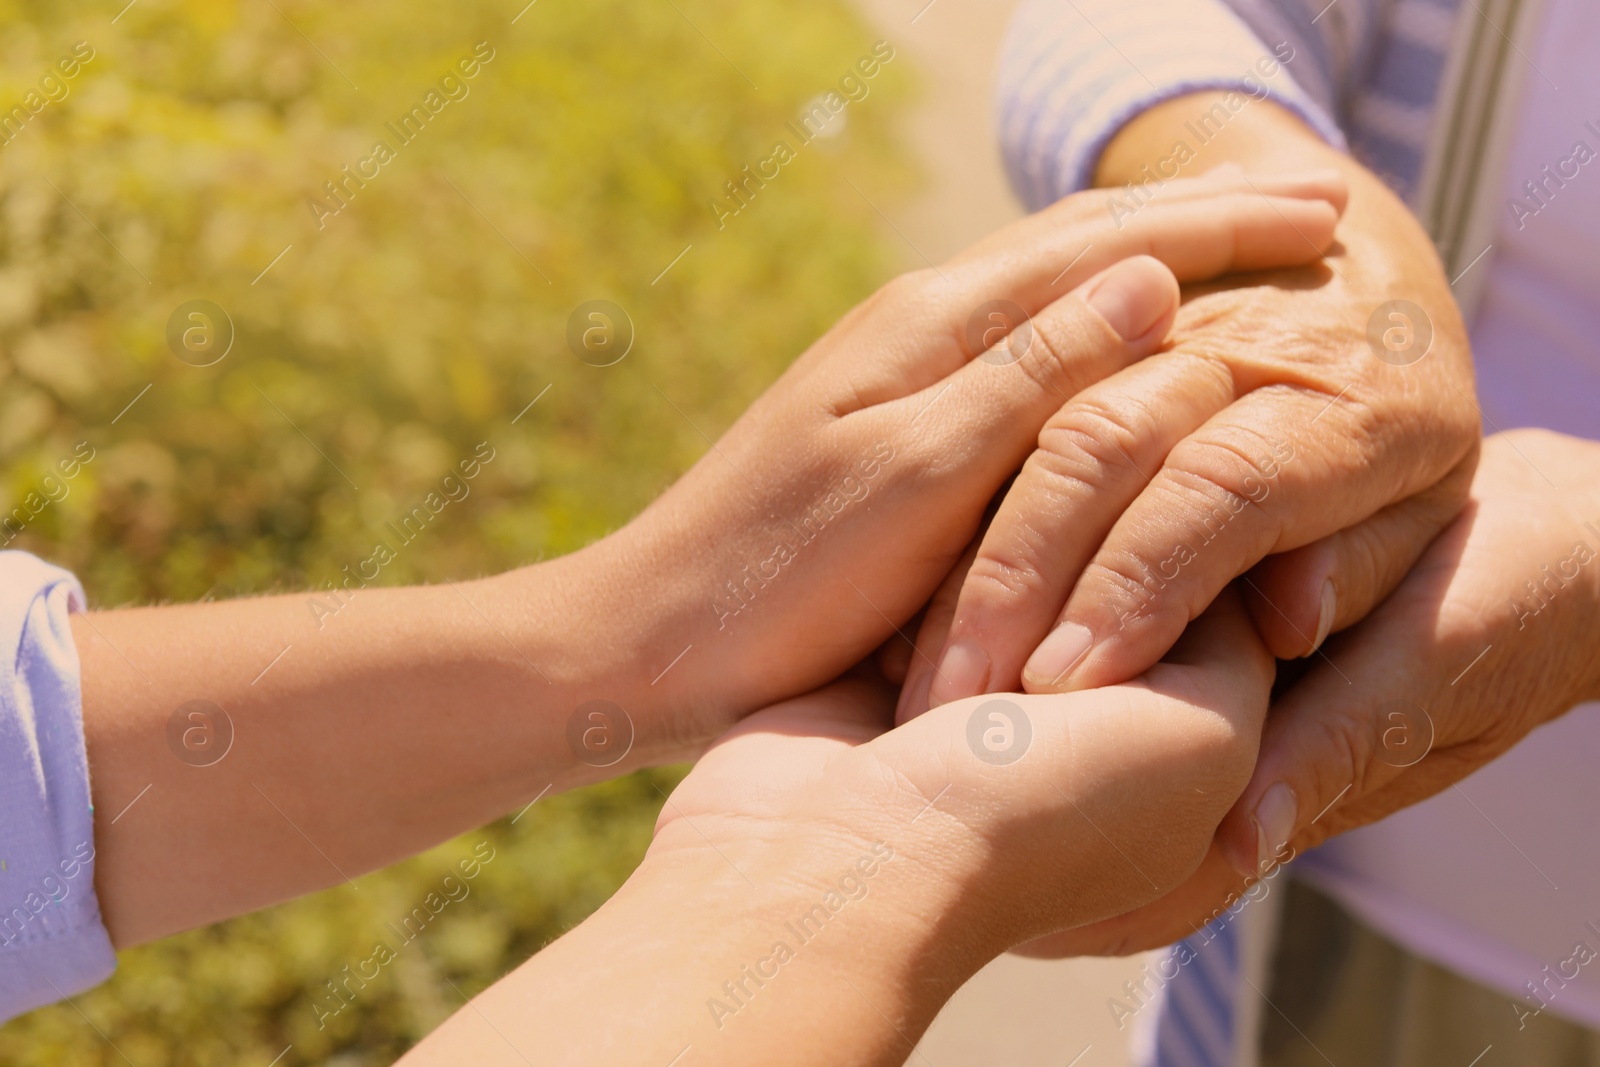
[0,0,912,1061]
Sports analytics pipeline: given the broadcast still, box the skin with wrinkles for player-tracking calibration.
[1019,430,1600,957]
[77,177,1341,948]
[882,95,1600,968]
[899,94,1481,720]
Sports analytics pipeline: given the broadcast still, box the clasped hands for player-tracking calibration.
[408,143,1600,1063]
[621,139,1595,972]
[622,129,1600,986]
[613,160,1478,953]
[379,98,1600,1064]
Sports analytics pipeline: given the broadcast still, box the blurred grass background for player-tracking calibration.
[0,0,912,1061]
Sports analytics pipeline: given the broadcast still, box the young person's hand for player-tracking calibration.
[900,96,1479,713]
[1011,430,1600,958]
[400,589,1275,1066]
[566,169,1344,756]
[73,172,1341,949]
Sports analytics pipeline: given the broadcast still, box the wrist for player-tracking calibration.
[1097,91,1469,371]
[459,841,981,1067]
[624,834,987,1059]
[554,490,875,764]
[1096,92,1349,186]
[479,540,695,780]
[1096,94,1430,271]
[493,505,793,774]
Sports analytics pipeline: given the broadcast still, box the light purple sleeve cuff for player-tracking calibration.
[995,0,1350,210]
[0,551,115,1025]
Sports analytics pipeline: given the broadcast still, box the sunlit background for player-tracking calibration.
[0,0,913,1061]
[4,0,1162,1061]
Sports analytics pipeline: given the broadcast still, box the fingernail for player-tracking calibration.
[1252,783,1298,876]
[1022,622,1093,690]
[928,640,990,709]
[1081,258,1173,341]
[896,668,935,724]
[1308,579,1336,656]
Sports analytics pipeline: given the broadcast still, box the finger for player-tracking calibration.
[949,169,1347,283]
[926,351,1234,708]
[828,190,1342,404]
[1190,168,1351,215]
[876,588,1272,932]
[1211,664,1432,882]
[1210,513,1487,879]
[1041,191,1341,283]
[898,256,1182,485]
[959,192,1341,340]
[1244,451,1477,658]
[1049,587,1274,917]
[1011,844,1253,958]
[1141,582,1275,703]
[895,535,979,725]
[889,586,1273,799]
[1018,383,1459,694]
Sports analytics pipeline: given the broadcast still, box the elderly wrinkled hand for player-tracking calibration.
[895,99,1481,721]
[1010,430,1600,959]
[599,169,1343,749]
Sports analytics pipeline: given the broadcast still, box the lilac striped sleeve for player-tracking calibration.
[995,0,1354,210]
[0,551,115,1024]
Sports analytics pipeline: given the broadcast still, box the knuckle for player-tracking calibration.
[1173,291,1258,339]
[1017,308,1108,392]
[1042,188,1115,229]
[1341,523,1390,605]
[1445,396,1483,443]
[1321,386,1387,465]
[872,268,941,316]
[963,396,1160,612]
[1341,507,1439,606]
[1303,701,1380,807]
[1467,705,1517,753]
[1022,444,1114,506]
[1316,379,1469,500]
[1164,426,1287,520]
[1076,555,1164,625]
[965,526,1057,608]
[963,556,1047,610]
[1035,396,1152,489]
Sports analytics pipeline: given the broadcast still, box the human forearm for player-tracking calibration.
[1097,93,1431,282]
[80,177,1345,949]
[1101,91,1464,294]
[79,547,692,947]
[399,844,977,1067]
[405,590,1278,1065]
[901,94,1482,710]
[1097,92,1348,183]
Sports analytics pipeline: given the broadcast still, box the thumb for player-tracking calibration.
[1214,663,1434,880]
[910,256,1179,474]
[1243,453,1475,658]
